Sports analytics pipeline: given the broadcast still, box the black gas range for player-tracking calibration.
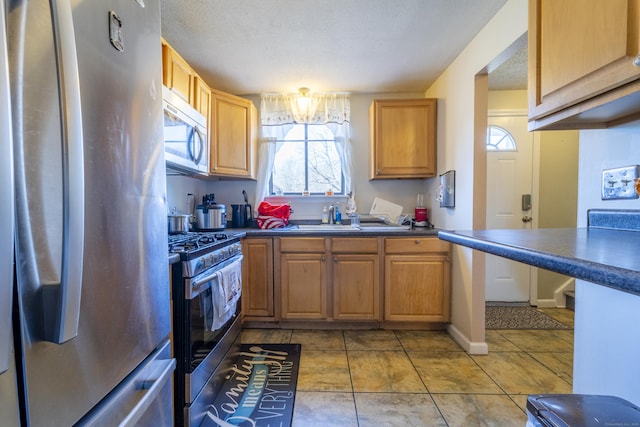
[168,230,246,426]
[168,231,244,278]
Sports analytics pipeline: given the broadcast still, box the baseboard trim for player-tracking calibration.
[447,324,488,355]
[553,278,576,308]
[535,298,558,308]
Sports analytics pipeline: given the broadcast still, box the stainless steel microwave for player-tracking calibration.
[162,86,208,175]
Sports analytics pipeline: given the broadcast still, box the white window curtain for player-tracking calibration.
[255,93,353,207]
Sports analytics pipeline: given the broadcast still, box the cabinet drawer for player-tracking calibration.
[279,237,325,253]
[331,237,379,254]
[385,237,449,254]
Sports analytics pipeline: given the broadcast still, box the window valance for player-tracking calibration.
[260,93,350,125]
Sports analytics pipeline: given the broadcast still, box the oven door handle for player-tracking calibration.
[186,255,243,300]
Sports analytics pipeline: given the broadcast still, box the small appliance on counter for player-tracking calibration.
[230,189,254,228]
[414,193,429,227]
[194,193,226,231]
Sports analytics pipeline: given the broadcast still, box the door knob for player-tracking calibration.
[522,216,533,223]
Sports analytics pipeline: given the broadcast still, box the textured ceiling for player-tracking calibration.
[160,0,525,96]
[488,45,528,90]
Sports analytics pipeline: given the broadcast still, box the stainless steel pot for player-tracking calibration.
[195,203,226,230]
[168,213,191,234]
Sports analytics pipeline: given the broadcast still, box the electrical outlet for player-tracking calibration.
[601,165,640,200]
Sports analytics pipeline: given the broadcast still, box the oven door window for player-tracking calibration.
[188,276,240,371]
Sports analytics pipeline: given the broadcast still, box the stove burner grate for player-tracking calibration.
[168,232,230,254]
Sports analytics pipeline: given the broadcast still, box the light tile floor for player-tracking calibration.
[240,308,574,427]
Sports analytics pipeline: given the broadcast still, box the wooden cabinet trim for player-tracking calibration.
[384,237,450,254]
[331,237,379,253]
[280,237,326,253]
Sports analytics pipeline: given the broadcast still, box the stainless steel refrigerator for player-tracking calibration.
[1,0,175,425]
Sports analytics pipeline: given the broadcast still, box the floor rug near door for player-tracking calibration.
[486,305,570,329]
[202,343,301,427]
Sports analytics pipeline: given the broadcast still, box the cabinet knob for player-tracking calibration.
[333,257,338,263]
[321,256,325,262]
[415,240,421,244]
[634,55,640,67]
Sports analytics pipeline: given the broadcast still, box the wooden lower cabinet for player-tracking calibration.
[279,237,326,320]
[280,253,327,319]
[384,238,451,322]
[279,237,380,321]
[332,236,380,320]
[242,238,274,318]
[243,235,449,325]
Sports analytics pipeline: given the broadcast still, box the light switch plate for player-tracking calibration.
[601,165,640,200]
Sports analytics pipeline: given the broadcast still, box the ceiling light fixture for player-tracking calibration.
[298,87,310,98]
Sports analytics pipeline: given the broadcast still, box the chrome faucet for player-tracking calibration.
[328,204,336,224]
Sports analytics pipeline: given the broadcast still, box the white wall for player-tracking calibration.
[573,121,640,404]
[576,123,640,226]
[424,0,528,353]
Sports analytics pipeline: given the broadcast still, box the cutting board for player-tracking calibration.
[369,197,403,223]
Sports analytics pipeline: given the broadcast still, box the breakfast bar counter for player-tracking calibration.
[437,226,640,296]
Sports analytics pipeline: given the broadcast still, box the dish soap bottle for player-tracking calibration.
[335,204,342,224]
[321,205,329,224]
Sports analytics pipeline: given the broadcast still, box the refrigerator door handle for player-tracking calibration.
[43,0,85,344]
[118,357,176,427]
[76,340,176,427]
[0,0,14,374]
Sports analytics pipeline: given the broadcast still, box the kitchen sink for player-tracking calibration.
[357,223,410,231]
[295,224,354,231]
[285,224,411,232]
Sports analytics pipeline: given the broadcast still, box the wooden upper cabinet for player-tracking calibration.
[194,77,211,118]
[528,0,640,130]
[209,90,257,178]
[161,39,194,105]
[369,98,437,179]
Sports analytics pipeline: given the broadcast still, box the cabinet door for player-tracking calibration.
[210,91,254,177]
[333,254,380,320]
[161,41,193,104]
[528,0,640,128]
[281,253,327,319]
[370,98,437,179]
[242,238,274,318]
[384,255,450,322]
[194,77,211,118]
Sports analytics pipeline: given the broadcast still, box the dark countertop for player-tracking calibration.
[438,227,640,296]
[228,225,441,237]
[167,227,437,263]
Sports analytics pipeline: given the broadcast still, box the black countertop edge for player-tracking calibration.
[437,228,640,297]
[230,227,441,237]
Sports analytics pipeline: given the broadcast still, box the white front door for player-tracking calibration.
[485,112,534,302]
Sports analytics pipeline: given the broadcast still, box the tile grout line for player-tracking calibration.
[393,330,451,426]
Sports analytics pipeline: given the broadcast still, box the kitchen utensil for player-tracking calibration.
[195,194,226,230]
